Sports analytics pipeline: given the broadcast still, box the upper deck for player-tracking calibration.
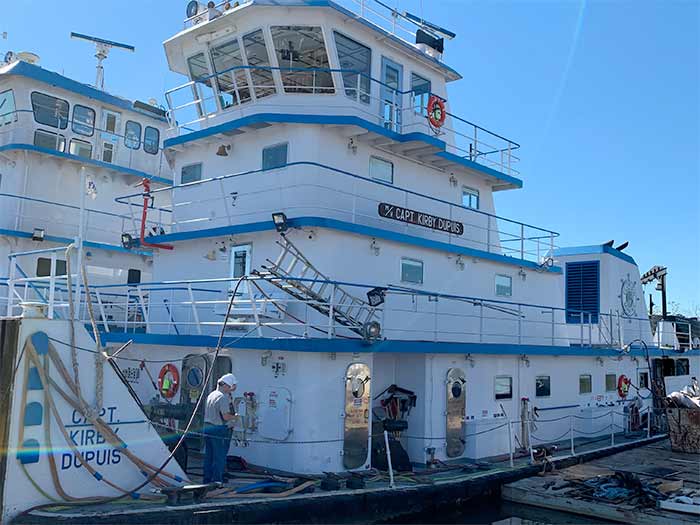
[162,0,521,187]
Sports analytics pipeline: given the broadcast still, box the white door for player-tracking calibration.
[100,109,121,163]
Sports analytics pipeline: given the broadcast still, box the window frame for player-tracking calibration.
[143,126,160,155]
[676,358,690,376]
[638,371,649,390]
[33,129,66,152]
[262,142,289,171]
[333,30,372,104]
[535,375,551,398]
[31,91,70,129]
[36,257,67,277]
[400,257,424,285]
[605,373,617,392]
[410,72,431,115]
[494,375,513,400]
[495,274,513,297]
[241,28,277,100]
[0,89,18,126]
[579,374,592,394]
[270,25,335,94]
[72,104,96,137]
[369,155,394,184]
[181,163,203,185]
[462,186,480,210]
[69,138,93,159]
[124,120,142,150]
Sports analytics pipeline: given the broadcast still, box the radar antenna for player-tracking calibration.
[70,32,135,90]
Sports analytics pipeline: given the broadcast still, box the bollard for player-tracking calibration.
[508,420,514,468]
[610,411,615,446]
[570,415,575,456]
[384,430,395,489]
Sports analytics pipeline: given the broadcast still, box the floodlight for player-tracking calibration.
[32,228,45,242]
[121,233,134,249]
[362,321,382,342]
[366,287,387,308]
[272,212,288,234]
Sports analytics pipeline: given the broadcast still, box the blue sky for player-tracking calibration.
[3,0,698,313]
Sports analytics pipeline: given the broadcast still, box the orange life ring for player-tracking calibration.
[158,364,180,399]
[427,95,446,128]
[617,374,630,398]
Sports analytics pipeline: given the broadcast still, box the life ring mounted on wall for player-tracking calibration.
[427,95,447,130]
[617,374,631,398]
[158,364,180,399]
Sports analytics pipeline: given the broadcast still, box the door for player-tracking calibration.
[446,367,466,457]
[343,363,371,469]
[100,109,121,163]
[381,57,403,132]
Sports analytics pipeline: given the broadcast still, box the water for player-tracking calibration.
[379,499,614,524]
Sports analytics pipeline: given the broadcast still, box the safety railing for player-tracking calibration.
[165,65,520,177]
[0,108,172,183]
[0,192,163,248]
[183,0,421,45]
[6,268,665,351]
[116,161,548,263]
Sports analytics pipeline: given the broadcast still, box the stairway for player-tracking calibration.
[252,237,377,336]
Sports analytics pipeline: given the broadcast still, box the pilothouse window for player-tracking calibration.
[334,32,371,104]
[34,129,65,152]
[0,89,16,126]
[187,53,217,116]
[243,30,275,99]
[72,105,95,136]
[271,26,334,94]
[31,92,69,129]
[125,121,142,149]
[411,73,431,115]
[211,38,252,107]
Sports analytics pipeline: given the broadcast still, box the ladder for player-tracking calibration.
[252,237,377,336]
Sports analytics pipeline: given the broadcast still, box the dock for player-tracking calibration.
[14,434,673,524]
[503,439,700,524]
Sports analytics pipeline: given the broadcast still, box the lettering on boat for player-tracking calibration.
[378,203,464,235]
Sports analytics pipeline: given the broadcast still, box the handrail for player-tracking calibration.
[114,161,556,236]
[0,192,135,222]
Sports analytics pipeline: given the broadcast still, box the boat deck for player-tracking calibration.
[503,440,700,525]
[13,433,668,524]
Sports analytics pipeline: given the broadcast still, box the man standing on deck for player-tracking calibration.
[203,373,238,483]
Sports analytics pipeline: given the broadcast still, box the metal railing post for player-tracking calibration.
[551,307,556,346]
[95,290,110,333]
[136,285,150,333]
[528,417,535,464]
[520,224,525,260]
[47,251,56,319]
[384,430,395,488]
[508,420,514,468]
[580,312,584,345]
[647,407,651,438]
[517,304,522,344]
[7,257,16,316]
[486,215,491,252]
[610,411,615,446]
[479,302,484,343]
[570,415,575,456]
[247,280,263,337]
[188,283,202,335]
[328,284,336,338]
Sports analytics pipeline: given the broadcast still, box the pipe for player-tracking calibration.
[139,179,173,250]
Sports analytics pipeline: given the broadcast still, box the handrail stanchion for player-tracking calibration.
[507,420,514,468]
[328,284,336,338]
[246,279,263,337]
[551,307,555,346]
[570,415,575,456]
[647,407,652,438]
[95,289,110,333]
[188,283,202,335]
[580,312,584,345]
[520,224,524,260]
[136,285,150,333]
[7,257,16,316]
[610,411,615,446]
[384,430,395,489]
[47,251,57,319]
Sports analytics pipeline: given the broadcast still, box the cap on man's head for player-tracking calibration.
[218,373,238,387]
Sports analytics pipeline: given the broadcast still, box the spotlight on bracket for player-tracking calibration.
[121,233,135,249]
[362,320,382,342]
[366,287,387,308]
[31,228,45,242]
[272,212,288,234]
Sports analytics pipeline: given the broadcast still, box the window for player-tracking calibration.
[242,30,275,99]
[127,269,142,284]
[211,38,250,108]
[36,258,67,277]
[579,374,592,394]
[334,32,371,104]
[124,121,142,149]
[535,375,551,397]
[230,244,252,294]
[676,358,690,376]
[401,258,423,285]
[72,105,95,136]
[262,143,288,170]
[31,92,69,129]
[605,373,617,392]
[495,376,513,400]
[187,53,217,116]
[462,187,479,210]
[369,156,393,184]
[144,126,160,155]
[69,139,92,159]
[34,130,65,152]
[411,73,431,115]
[102,142,114,163]
[0,89,17,126]
[495,274,512,297]
[639,371,649,389]
[271,26,334,94]
[181,163,203,184]
[566,261,600,323]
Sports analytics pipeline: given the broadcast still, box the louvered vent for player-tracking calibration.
[566,261,600,323]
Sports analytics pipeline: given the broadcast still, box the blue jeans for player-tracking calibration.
[203,424,230,483]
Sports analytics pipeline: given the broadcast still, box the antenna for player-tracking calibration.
[70,32,135,90]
